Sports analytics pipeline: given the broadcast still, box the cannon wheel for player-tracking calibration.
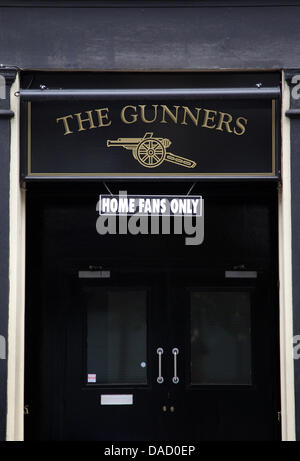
[136,138,166,168]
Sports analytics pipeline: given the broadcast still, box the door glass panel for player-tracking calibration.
[86,287,147,384]
[191,291,251,385]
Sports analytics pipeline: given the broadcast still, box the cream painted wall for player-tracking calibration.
[6,75,26,441]
[278,75,296,441]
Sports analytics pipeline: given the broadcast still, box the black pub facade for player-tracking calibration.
[0,0,300,442]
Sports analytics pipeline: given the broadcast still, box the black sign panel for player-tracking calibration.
[22,97,278,179]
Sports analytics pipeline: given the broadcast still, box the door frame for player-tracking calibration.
[5,72,296,441]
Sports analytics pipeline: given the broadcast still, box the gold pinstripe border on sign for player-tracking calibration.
[272,99,276,175]
[27,99,277,178]
[27,101,31,175]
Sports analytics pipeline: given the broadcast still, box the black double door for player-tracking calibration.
[24,183,281,440]
[61,267,276,441]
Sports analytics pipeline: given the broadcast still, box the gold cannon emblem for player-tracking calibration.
[106,132,197,169]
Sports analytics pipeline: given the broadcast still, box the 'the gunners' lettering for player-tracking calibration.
[56,104,248,136]
[56,107,111,135]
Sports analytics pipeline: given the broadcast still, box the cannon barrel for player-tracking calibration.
[107,138,141,148]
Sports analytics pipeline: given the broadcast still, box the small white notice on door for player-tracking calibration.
[101,394,133,405]
[87,373,96,383]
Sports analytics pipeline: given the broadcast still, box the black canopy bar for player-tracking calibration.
[19,87,280,101]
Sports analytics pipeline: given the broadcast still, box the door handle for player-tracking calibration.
[172,348,179,384]
[157,347,164,384]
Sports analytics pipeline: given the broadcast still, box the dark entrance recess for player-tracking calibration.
[24,181,281,441]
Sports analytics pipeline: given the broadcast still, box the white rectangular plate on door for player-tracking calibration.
[78,270,111,278]
[225,271,257,279]
[100,394,133,405]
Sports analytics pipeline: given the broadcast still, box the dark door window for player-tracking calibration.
[86,287,147,385]
[190,290,252,385]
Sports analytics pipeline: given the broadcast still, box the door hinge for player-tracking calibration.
[277,411,281,422]
[24,404,29,415]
